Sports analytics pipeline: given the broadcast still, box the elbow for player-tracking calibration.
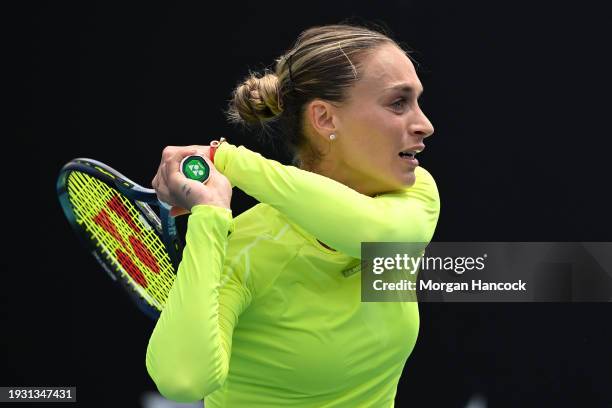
[149,370,225,403]
[146,353,227,403]
[154,375,219,403]
[154,376,204,403]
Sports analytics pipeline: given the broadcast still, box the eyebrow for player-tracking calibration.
[385,84,424,98]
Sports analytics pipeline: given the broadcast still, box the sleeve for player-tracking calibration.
[145,204,252,402]
[214,142,440,258]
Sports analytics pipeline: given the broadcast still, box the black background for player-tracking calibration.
[8,1,612,407]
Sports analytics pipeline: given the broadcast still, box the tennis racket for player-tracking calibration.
[56,157,208,319]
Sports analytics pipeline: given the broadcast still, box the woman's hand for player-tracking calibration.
[152,146,232,213]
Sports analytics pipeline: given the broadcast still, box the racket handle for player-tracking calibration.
[160,155,211,216]
[180,155,211,183]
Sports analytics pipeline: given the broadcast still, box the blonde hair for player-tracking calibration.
[227,24,402,165]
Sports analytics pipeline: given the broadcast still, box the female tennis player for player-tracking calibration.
[146,24,439,407]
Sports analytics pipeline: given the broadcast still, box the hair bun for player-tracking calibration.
[229,72,281,125]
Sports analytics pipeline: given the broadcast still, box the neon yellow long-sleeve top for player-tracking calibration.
[145,142,440,407]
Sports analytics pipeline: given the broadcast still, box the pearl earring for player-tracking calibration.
[329,134,336,140]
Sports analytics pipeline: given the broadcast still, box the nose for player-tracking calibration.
[410,106,435,139]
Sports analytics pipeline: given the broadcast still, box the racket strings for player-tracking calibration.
[66,171,175,311]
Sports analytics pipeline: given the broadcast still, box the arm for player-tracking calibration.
[145,205,251,402]
[214,143,440,258]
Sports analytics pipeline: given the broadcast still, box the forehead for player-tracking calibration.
[354,43,422,95]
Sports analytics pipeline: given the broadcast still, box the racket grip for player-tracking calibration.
[180,155,211,183]
[160,155,211,217]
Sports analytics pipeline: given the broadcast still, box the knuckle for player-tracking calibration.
[162,146,175,158]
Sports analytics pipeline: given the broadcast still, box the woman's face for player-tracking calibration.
[330,43,434,195]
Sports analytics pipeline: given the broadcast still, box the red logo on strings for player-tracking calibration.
[92,195,160,288]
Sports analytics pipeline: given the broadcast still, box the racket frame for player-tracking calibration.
[57,158,182,319]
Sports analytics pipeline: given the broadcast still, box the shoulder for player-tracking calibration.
[412,166,438,194]
[377,166,439,202]
[413,166,440,200]
[415,165,436,184]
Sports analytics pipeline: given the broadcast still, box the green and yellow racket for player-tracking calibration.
[57,157,209,319]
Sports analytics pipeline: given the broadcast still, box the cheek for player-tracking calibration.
[351,116,404,163]
[343,107,401,146]
[338,107,406,175]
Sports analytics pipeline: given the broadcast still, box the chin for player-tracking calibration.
[398,171,416,188]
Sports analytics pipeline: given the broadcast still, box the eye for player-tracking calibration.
[390,97,408,112]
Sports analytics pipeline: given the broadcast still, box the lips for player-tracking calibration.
[398,144,425,158]
[398,149,420,167]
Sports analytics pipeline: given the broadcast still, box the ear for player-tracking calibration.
[306,99,339,141]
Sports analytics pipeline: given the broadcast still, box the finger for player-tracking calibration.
[161,146,177,161]
[165,148,198,182]
[159,162,169,186]
[153,183,172,204]
[194,146,211,159]
[201,155,222,182]
[155,162,175,200]
[158,147,174,184]
[186,144,209,152]
[155,146,173,185]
